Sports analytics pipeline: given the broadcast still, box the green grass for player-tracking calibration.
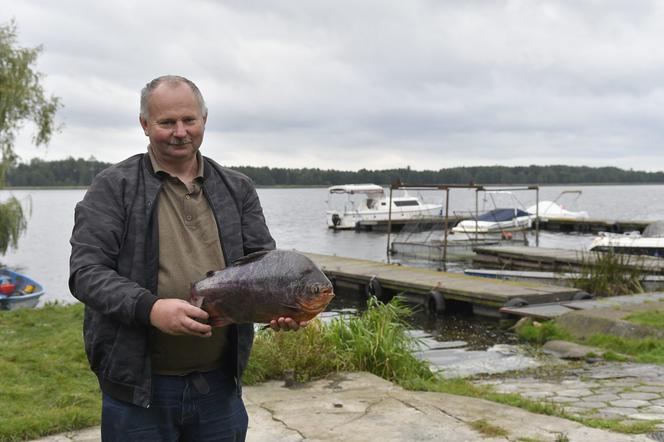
[468,419,509,437]
[0,303,100,442]
[515,320,572,345]
[2,298,658,440]
[625,310,664,329]
[584,335,664,364]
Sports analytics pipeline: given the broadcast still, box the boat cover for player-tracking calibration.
[477,208,530,222]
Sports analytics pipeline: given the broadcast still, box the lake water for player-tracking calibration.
[3,184,664,374]
[2,184,664,306]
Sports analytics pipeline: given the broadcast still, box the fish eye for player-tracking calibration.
[206,270,215,278]
[311,285,319,294]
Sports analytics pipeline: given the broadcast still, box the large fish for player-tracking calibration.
[190,250,335,327]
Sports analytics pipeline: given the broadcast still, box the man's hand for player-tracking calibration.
[269,317,309,332]
[150,298,212,337]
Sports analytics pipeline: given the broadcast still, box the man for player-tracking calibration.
[69,75,304,441]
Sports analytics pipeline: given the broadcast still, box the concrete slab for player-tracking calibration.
[27,372,653,442]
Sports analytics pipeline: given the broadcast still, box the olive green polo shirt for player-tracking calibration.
[148,146,229,375]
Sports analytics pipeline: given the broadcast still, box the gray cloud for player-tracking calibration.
[3,0,664,170]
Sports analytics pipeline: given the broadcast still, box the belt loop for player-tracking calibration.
[190,372,210,395]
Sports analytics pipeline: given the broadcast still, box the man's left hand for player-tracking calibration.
[269,317,309,332]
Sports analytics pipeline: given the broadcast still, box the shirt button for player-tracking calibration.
[186,215,193,221]
[185,195,191,199]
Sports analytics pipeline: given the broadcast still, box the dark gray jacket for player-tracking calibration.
[69,152,275,408]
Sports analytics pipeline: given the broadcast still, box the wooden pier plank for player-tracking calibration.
[304,252,580,308]
[472,245,664,274]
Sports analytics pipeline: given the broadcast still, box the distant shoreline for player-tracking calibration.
[4,182,664,191]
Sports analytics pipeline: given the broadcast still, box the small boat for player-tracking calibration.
[451,208,533,234]
[0,268,45,310]
[589,221,664,257]
[526,190,589,221]
[452,191,534,235]
[326,184,442,230]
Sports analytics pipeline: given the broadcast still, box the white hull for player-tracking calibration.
[452,216,533,234]
[526,201,588,221]
[326,184,442,230]
[327,206,442,229]
[590,234,664,258]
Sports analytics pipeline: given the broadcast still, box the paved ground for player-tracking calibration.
[476,361,664,427]
[29,372,655,442]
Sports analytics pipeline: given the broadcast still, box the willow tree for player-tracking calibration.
[0,20,61,254]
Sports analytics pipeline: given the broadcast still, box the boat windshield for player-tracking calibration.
[394,200,420,207]
[643,221,664,237]
[477,208,530,222]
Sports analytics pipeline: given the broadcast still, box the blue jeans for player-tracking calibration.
[101,369,247,442]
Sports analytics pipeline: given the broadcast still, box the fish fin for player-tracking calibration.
[280,303,300,313]
[231,250,271,267]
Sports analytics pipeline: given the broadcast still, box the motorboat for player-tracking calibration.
[326,184,442,230]
[0,268,45,310]
[451,190,534,235]
[589,221,664,257]
[526,190,589,221]
[451,208,533,234]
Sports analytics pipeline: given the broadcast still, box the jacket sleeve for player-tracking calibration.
[69,173,158,326]
[240,182,276,255]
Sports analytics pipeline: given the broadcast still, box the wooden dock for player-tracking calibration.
[304,252,582,316]
[352,216,650,234]
[472,245,664,274]
[538,217,650,234]
[500,293,664,320]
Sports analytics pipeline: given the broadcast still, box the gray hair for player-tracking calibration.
[139,75,208,120]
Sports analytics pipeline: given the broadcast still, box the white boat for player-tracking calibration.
[589,221,664,257]
[452,190,534,235]
[451,208,533,234]
[326,184,442,230]
[526,190,589,221]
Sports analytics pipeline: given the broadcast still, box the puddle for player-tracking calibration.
[325,293,545,379]
[406,312,543,378]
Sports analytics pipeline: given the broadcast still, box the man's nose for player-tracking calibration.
[173,121,187,137]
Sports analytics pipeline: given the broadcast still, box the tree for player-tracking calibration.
[0,20,61,254]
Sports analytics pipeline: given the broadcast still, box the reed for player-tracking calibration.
[572,251,645,296]
[325,296,434,383]
[244,296,434,385]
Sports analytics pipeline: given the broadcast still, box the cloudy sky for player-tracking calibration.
[3,1,664,171]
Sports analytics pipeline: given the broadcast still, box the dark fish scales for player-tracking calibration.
[190,250,335,327]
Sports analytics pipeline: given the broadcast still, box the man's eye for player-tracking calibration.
[158,121,175,126]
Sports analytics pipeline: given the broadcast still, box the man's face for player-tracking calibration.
[140,82,207,165]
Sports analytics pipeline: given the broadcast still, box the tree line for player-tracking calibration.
[5,157,664,187]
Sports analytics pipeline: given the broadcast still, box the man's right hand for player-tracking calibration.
[149,299,212,337]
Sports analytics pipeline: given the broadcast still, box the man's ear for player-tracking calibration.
[139,117,149,136]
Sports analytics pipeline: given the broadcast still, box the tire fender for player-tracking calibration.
[365,276,383,299]
[428,291,446,314]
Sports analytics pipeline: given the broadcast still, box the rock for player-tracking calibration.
[542,340,604,360]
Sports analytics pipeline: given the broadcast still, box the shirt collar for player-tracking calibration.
[147,145,204,180]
